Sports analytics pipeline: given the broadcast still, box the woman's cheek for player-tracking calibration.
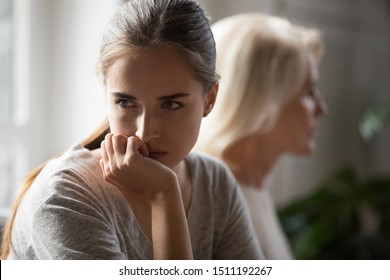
[109,114,135,136]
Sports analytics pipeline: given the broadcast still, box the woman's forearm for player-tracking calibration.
[150,185,193,260]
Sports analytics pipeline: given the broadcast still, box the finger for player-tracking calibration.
[138,142,149,157]
[103,133,115,164]
[100,140,109,163]
[100,143,116,182]
[99,156,110,180]
[126,136,149,157]
[99,159,106,179]
[104,133,114,155]
[112,134,127,155]
[99,158,104,172]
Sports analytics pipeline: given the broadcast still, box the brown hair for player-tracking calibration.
[1,0,217,259]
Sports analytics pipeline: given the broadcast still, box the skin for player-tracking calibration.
[267,54,327,155]
[92,47,217,259]
[225,53,327,188]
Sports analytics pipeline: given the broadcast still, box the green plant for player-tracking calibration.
[278,103,390,259]
[359,104,390,142]
[279,166,390,259]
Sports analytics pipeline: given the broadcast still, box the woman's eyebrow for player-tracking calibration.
[110,92,190,100]
[158,93,190,101]
[111,92,136,99]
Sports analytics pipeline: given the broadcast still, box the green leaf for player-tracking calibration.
[278,164,390,259]
[359,103,390,141]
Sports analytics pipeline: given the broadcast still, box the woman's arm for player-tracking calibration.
[100,133,193,259]
[150,185,193,259]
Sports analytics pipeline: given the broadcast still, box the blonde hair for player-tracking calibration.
[1,0,218,259]
[197,13,323,168]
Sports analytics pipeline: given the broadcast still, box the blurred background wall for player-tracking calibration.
[1,0,389,212]
[0,0,118,208]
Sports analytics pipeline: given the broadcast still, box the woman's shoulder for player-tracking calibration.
[41,144,100,180]
[45,143,99,173]
[25,144,108,208]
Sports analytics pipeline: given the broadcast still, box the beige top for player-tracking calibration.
[240,185,294,260]
[9,144,263,260]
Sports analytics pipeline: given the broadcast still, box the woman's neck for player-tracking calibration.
[224,135,282,189]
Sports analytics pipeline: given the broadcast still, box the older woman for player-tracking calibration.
[197,13,328,259]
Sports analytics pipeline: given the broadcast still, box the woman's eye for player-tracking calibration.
[162,101,183,110]
[306,86,317,97]
[115,99,136,109]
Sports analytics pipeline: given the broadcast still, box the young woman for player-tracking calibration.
[1,0,262,260]
[196,13,328,259]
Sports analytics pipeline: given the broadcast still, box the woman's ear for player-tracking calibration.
[203,82,219,117]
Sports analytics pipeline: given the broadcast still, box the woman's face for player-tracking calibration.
[105,47,216,168]
[269,54,328,155]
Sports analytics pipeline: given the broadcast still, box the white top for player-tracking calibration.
[240,186,293,259]
[9,144,263,260]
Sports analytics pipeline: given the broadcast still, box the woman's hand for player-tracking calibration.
[100,133,193,259]
[99,133,178,200]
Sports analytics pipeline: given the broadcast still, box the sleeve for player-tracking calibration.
[30,172,126,260]
[213,170,264,260]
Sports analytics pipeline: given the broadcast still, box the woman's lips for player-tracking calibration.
[147,151,167,160]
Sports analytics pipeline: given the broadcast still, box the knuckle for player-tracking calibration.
[104,133,112,141]
[112,134,121,141]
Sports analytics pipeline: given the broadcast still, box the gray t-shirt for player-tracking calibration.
[9,144,262,260]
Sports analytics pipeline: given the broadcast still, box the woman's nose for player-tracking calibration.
[134,111,159,142]
[315,91,328,117]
